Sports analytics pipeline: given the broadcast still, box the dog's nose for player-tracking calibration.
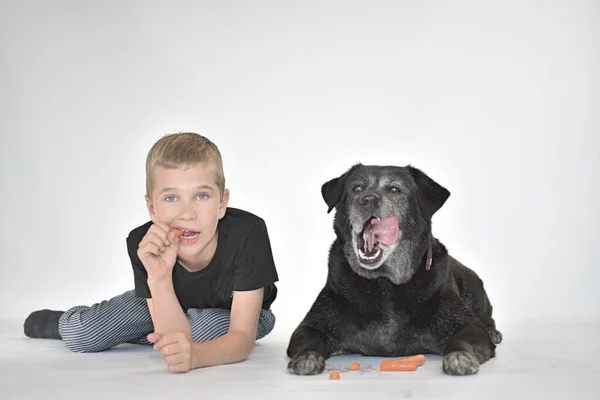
[360,193,381,207]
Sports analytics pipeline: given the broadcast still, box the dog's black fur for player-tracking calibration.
[286,164,502,376]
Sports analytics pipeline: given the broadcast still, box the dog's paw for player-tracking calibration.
[489,329,503,344]
[287,351,326,375]
[443,351,480,376]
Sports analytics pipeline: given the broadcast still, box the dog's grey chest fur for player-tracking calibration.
[334,304,437,357]
[338,310,403,356]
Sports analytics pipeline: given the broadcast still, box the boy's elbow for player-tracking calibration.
[243,334,256,356]
[231,330,256,359]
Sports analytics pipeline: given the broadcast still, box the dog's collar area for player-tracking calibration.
[426,239,433,271]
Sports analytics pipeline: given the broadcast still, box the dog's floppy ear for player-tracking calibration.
[321,177,343,214]
[321,163,361,214]
[407,165,450,220]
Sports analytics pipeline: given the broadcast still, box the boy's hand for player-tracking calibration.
[148,332,195,373]
[137,223,181,281]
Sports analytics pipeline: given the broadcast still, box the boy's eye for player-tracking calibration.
[197,193,209,201]
[165,195,178,202]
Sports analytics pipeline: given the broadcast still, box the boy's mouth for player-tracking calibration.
[179,230,199,240]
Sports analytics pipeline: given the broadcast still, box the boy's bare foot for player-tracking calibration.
[23,310,63,339]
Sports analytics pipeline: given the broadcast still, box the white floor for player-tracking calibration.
[1,319,598,400]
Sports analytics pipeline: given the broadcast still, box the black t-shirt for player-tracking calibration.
[125,207,278,311]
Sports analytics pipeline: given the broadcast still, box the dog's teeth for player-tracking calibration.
[358,247,381,261]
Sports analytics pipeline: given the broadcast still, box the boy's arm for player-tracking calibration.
[147,277,192,341]
[134,222,192,341]
[190,288,264,368]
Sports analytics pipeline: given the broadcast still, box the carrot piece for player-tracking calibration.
[400,354,426,366]
[384,355,425,367]
[380,362,418,372]
[171,228,184,237]
[329,371,341,380]
[380,355,425,371]
[349,362,360,371]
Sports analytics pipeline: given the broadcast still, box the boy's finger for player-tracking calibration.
[142,232,169,251]
[140,232,167,250]
[140,242,161,256]
[151,222,172,239]
[167,230,181,244]
[170,228,184,237]
[149,234,167,252]
[159,342,184,357]
[168,362,188,373]
[147,332,162,343]
[164,352,185,364]
[153,334,181,351]
[155,221,171,233]
[148,230,169,247]
[165,235,179,252]
[148,224,170,245]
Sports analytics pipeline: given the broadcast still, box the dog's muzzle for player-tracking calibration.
[356,216,399,263]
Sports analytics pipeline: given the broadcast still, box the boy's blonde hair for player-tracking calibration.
[145,132,225,197]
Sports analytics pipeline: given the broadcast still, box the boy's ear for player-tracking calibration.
[321,163,361,214]
[407,165,450,220]
[219,188,230,219]
[145,194,157,221]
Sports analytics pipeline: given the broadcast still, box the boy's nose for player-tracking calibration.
[178,202,197,220]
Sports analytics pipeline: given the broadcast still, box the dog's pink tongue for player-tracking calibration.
[370,217,399,245]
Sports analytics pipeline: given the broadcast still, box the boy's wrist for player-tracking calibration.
[190,342,202,369]
[147,274,174,288]
[188,331,254,369]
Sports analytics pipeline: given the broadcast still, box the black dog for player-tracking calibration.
[287,164,502,376]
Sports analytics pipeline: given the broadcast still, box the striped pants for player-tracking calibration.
[57,290,276,353]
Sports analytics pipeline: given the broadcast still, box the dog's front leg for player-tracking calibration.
[441,318,496,376]
[286,325,331,375]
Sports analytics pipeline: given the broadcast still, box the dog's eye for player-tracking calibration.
[352,185,363,192]
[388,186,401,193]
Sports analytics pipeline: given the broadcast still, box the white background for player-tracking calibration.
[1,0,598,338]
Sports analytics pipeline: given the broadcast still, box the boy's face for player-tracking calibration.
[145,163,229,264]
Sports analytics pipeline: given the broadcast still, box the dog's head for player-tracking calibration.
[322,163,450,284]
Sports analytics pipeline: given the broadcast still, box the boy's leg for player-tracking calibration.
[132,307,276,345]
[255,308,276,340]
[25,298,275,349]
[58,290,154,352]
[188,307,276,343]
[24,290,154,353]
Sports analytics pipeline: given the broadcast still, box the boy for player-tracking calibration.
[24,132,279,373]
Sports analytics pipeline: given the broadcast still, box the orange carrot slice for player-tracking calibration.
[171,228,184,237]
[349,362,360,371]
[380,362,418,372]
[380,354,425,371]
[400,354,426,366]
[329,371,341,380]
